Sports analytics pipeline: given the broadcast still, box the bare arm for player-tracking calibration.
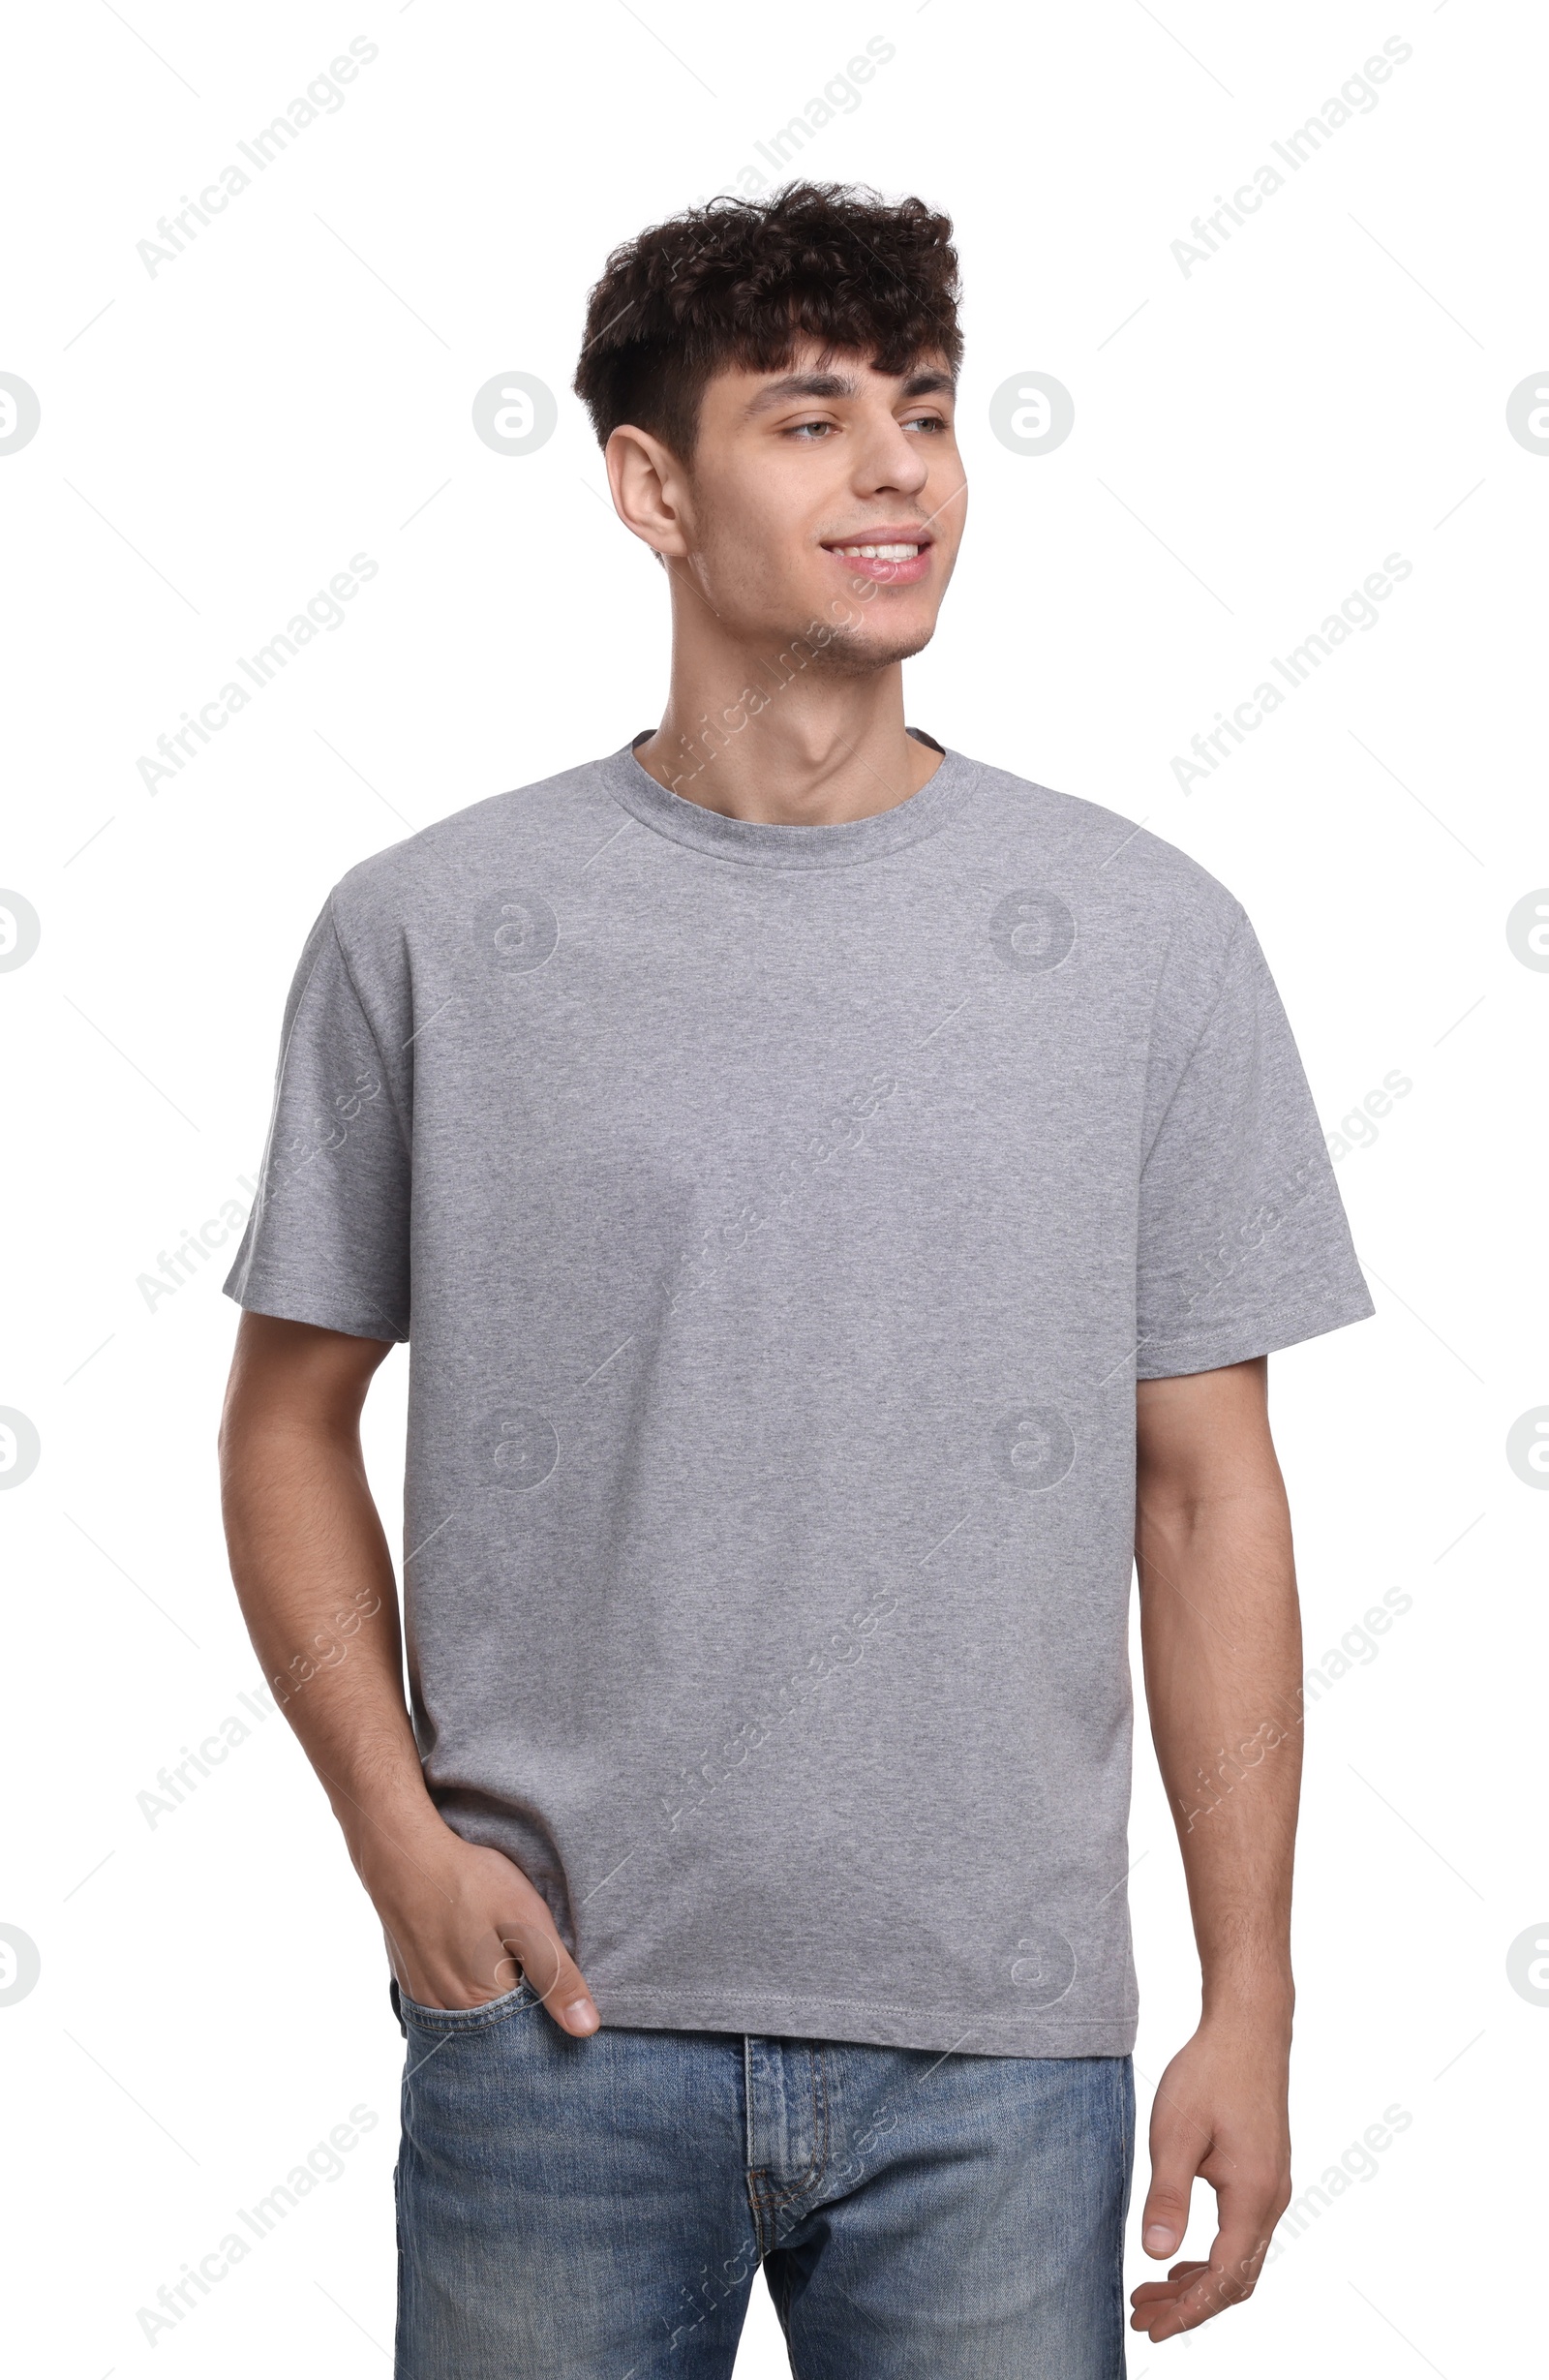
[218,1311,598,2034]
[1128,1355,1300,2343]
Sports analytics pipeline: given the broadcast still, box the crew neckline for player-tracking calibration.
[595,730,981,870]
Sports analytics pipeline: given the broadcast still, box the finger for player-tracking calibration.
[1139,2204,1274,2340]
[1129,2264,1208,2327]
[1130,2262,1208,2307]
[1138,2268,1238,2341]
[1140,2105,1203,2261]
[500,1918,599,2037]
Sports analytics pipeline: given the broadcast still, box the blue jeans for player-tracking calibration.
[392,1976,1134,2376]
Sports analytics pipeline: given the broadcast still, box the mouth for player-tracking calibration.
[820,530,934,586]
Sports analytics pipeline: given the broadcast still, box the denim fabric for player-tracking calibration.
[392,1979,1134,2377]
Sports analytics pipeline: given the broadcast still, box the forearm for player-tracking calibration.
[1137,1391,1303,2024]
[219,1315,597,2026]
[218,1322,441,1877]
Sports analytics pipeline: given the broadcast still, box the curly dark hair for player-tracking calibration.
[572,181,962,460]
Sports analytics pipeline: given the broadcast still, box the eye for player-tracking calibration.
[902,412,948,433]
[785,418,837,440]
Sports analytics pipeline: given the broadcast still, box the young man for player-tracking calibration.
[220,183,1374,2376]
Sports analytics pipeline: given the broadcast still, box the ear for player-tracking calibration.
[605,423,693,562]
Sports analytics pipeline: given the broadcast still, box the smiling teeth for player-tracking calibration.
[837,543,920,559]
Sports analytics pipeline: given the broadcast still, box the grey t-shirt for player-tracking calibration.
[225,734,1373,2056]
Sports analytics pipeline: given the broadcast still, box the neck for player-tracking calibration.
[633,634,940,827]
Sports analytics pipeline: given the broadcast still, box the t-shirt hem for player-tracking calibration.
[590,1984,1138,2059]
[221,1273,408,1344]
[1134,1289,1376,1379]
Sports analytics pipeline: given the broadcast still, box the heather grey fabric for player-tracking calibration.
[224,734,1373,2056]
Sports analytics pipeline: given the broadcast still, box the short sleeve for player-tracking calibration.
[1135,907,1374,1379]
[223,899,410,1341]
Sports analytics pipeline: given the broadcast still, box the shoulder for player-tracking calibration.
[323,754,623,946]
[954,750,1249,985]
[959,753,1243,931]
[950,750,1259,1032]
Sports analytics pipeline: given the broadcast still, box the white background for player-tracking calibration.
[2,1,1544,2372]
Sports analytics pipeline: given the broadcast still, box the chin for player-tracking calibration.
[809,617,939,676]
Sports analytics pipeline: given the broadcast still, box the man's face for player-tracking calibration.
[674,340,967,672]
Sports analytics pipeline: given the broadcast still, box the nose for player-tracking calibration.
[851,413,930,500]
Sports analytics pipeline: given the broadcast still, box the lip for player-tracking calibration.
[820,528,934,587]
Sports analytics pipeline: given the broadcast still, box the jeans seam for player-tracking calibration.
[1112,2057,1134,2377]
[748,2045,831,2234]
[397,1979,538,2033]
[744,2037,776,2257]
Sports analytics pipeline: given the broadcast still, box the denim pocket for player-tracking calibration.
[396,1974,541,2033]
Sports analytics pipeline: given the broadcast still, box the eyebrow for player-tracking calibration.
[744,366,957,417]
